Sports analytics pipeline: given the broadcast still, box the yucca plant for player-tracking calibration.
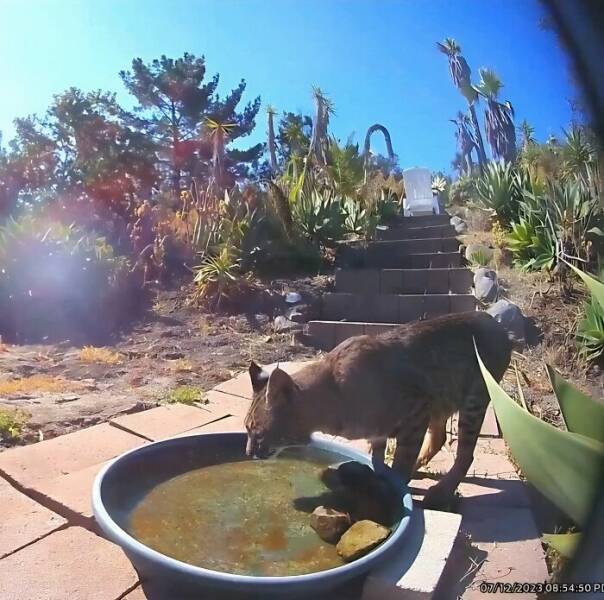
[192,245,245,310]
[477,347,604,559]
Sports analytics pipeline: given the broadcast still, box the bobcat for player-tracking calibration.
[245,311,511,508]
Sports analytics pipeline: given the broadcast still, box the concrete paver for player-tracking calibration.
[212,360,313,399]
[34,461,109,519]
[0,423,145,487]
[363,509,462,599]
[110,403,218,441]
[0,526,138,600]
[0,476,66,558]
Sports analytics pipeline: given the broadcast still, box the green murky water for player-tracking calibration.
[127,447,349,576]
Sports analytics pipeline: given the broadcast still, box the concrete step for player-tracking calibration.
[390,214,451,227]
[308,320,398,349]
[335,268,473,295]
[321,293,475,323]
[342,237,459,256]
[338,248,462,269]
[376,223,456,241]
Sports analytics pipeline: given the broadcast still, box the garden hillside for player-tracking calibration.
[0,43,602,455]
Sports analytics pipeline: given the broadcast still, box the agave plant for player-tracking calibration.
[343,197,379,239]
[291,187,347,246]
[506,216,556,271]
[474,161,521,225]
[474,68,517,163]
[570,264,604,363]
[477,348,604,559]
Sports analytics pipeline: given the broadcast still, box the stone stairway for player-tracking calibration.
[307,214,476,350]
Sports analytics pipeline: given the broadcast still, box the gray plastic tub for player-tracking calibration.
[93,432,414,598]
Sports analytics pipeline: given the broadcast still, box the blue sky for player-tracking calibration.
[0,0,576,172]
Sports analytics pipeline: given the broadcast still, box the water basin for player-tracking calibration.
[93,432,414,597]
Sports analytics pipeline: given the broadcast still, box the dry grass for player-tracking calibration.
[0,375,84,395]
[167,358,194,373]
[78,346,122,365]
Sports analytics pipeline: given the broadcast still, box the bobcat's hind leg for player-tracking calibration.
[414,414,447,471]
[423,386,488,509]
[391,409,430,481]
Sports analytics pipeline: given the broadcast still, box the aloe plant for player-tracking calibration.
[476,346,604,558]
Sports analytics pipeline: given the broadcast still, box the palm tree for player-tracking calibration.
[474,68,517,162]
[266,105,278,173]
[205,118,236,195]
[363,124,395,173]
[450,111,476,174]
[437,38,487,169]
[308,87,334,166]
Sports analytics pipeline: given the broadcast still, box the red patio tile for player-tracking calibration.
[0,423,145,487]
[110,404,217,441]
[204,390,250,418]
[0,476,66,558]
[0,526,138,600]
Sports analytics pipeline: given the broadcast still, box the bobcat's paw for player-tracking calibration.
[422,483,457,511]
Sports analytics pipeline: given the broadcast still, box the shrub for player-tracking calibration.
[0,407,29,441]
[449,175,477,206]
[165,385,205,405]
[0,216,147,343]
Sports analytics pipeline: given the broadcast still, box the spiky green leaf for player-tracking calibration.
[476,344,604,527]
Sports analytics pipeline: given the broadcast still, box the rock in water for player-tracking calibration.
[336,520,390,562]
[310,506,351,543]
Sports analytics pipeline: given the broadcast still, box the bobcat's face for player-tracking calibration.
[244,362,312,457]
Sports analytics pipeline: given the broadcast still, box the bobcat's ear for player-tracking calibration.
[249,361,269,392]
[266,367,294,405]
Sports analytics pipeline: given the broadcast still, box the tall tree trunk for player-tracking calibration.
[468,104,487,169]
[212,128,225,194]
[170,102,181,200]
[267,111,278,172]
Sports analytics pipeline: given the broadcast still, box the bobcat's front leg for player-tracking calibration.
[370,438,387,468]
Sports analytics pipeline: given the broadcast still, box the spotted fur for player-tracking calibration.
[245,311,511,508]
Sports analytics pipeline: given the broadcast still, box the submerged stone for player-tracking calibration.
[310,506,351,543]
[336,520,390,562]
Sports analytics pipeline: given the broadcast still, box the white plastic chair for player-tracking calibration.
[402,167,440,216]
